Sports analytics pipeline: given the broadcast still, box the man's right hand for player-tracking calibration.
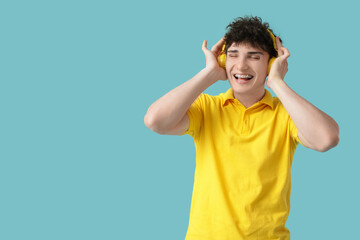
[202,37,227,81]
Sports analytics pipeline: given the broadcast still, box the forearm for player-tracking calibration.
[144,68,219,132]
[270,80,339,151]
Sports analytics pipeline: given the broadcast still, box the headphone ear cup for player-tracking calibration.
[218,54,226,69]
[267,57,276,75]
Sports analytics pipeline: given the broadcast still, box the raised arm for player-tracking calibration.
[267,37,340,152]
[144,38,227,135]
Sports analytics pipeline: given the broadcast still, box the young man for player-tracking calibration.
[144,16,339,240]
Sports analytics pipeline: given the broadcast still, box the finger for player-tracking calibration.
[276,36,283,49]
[211,37,225,53]
[216,36,225,44]
[276,37,284,57]
[281,47,290,59]
[214,37,225,47]
[202,40,208,52]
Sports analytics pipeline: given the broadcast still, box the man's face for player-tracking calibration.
[226,42,270,96]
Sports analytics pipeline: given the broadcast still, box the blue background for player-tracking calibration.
[0,0,358,239]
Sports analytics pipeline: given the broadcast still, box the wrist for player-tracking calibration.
[267,77,287,92]
[202,67,222,84]
[267,77,284,90]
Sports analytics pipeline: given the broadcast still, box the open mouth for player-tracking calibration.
[234,74,254,81]
[234,74,254,84]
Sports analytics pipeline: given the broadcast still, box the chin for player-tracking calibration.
[230,79,254,91]
[231,80,266,96]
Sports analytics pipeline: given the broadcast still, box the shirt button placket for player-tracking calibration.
[241,110,250,135]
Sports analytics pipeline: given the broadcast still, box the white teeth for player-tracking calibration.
[235,74,253,79]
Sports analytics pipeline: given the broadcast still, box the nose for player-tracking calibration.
[235,56,249,71]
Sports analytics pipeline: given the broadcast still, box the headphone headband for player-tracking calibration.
[267,29,277,52]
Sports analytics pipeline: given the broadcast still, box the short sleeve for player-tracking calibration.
[289,115,305,147]
[277,98,305,147]
[181,93,206,139]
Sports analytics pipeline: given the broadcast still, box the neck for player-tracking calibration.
[233,88,266,108]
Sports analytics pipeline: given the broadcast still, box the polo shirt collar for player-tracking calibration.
[221,88,274,109]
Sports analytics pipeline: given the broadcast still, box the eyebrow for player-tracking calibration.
[227,50,263,55]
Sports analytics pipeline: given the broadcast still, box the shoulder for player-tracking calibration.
[194,92,223,107]
[272,96,282,108]
[272,97,287,113]
[270,97,294,123]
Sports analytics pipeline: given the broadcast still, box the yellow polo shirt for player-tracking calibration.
[182,88,304,240]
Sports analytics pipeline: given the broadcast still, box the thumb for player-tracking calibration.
[202,40,208,53]
[281,47,290,59]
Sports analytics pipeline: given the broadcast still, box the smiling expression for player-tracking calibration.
[226,42,270,97]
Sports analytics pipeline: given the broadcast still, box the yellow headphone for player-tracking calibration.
[217,29,278,74]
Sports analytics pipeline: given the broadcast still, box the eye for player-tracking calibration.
[249,55,260,60]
